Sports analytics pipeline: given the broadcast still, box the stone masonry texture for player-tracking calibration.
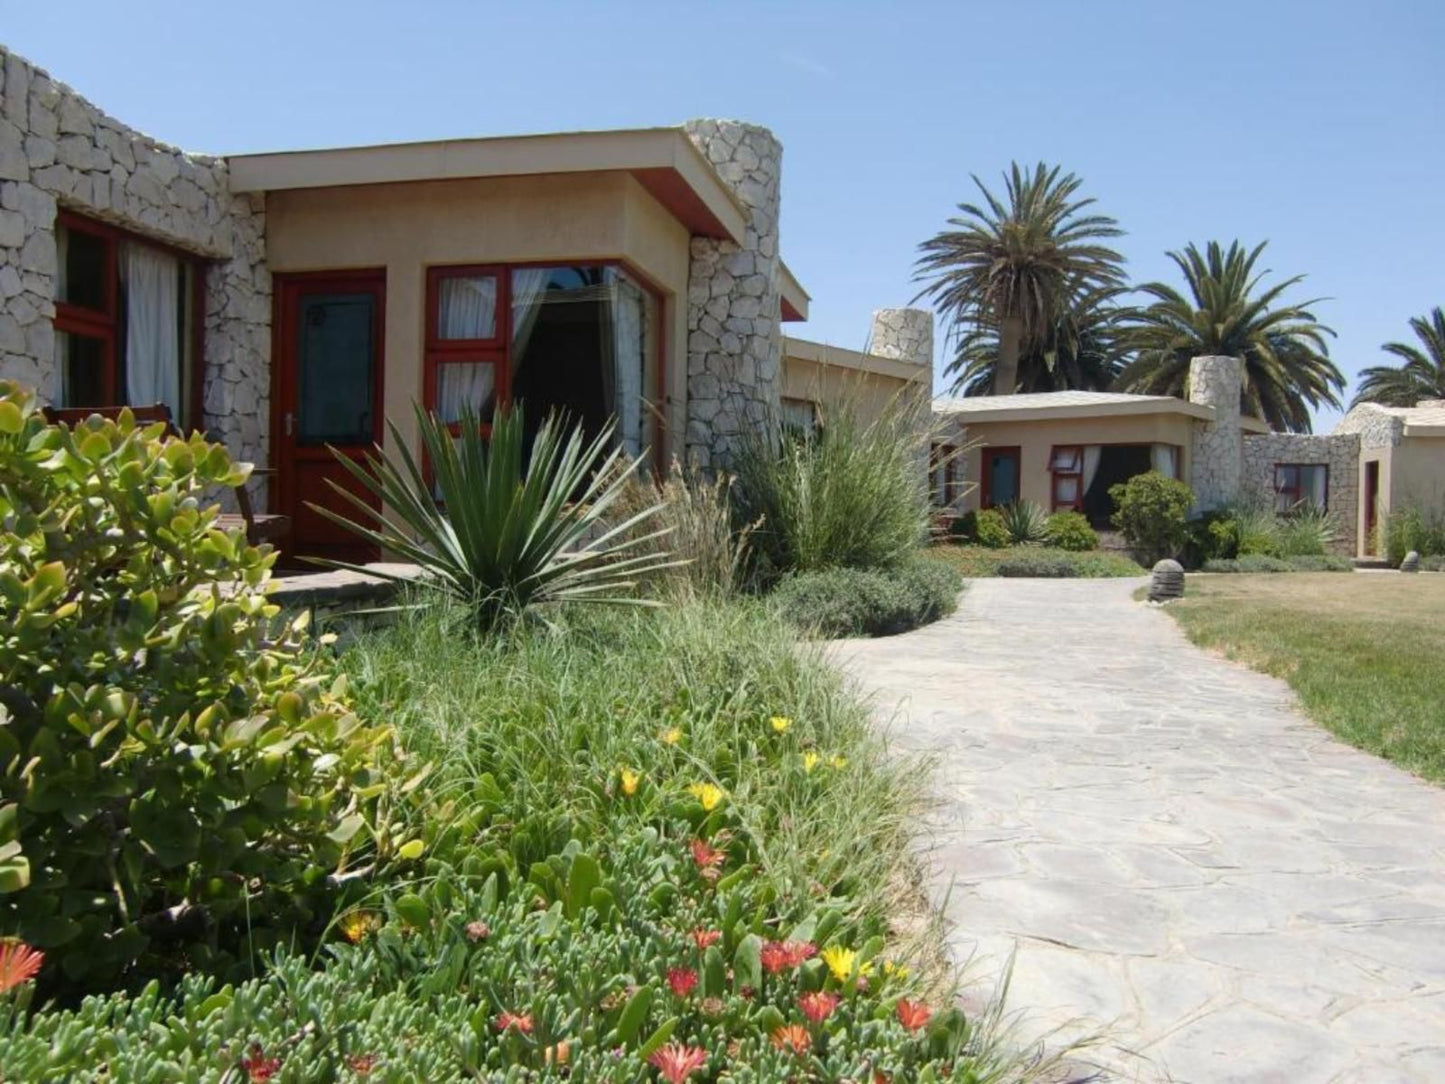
[682,119,782,470]
[0,46,270,503]
[868,307,933,367]
[1242,432,1360,556]
[1186,355,1243,511]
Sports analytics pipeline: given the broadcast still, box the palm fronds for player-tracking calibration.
[1352,306,1445,407]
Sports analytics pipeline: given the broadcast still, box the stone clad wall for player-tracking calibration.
[0,46,270,498]
[1186,355,1243,511]
[681,119,782,469]
[1242,432,1360,556]
[868,307,933,367]
[1334,402,1404,450]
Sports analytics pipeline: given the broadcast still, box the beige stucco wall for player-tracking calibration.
[953,413,1196,512]
[781,353,927,424]
[263,169,691,462]
[1354,436,1445,557]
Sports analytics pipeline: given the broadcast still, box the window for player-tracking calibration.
[930,442,961,507]
[1274,463,1328,513]
[1050,445,1084,510]
[52,212,203,429]
[425,263,658,459]
[781,397,817,436]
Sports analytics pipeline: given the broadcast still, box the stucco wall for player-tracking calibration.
[1241,432,1360,556]
[263,170,690,464]
[955,412,1196,513]
[1389,436,1445,511]
[781,351,926,425]
[0,46,270,495]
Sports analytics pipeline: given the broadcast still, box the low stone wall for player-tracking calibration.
[1242,432,1360,556]
[0,46,270,501]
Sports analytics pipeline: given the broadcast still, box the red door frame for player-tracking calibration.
[980,446,1021,508]
[1363,459,1380,555]
[270,269,387,558]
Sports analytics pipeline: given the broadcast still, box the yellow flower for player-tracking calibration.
[687,782,724,812]
[339,910,382,943]
[883,959,911,981]
[660,727,682,745]
[770,715,792,734]
[828,755,849,770]
[821,945,857,982]
[802,752,820,773]
[619,768,640,796]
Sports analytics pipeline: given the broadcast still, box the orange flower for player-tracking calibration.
[0,941,43,993]
[691,927,722,951]
[648,1042,708,1083]
[759,938,817,975]
[544,1040,571,1066]
[798,990,839,1023]
[771,1023,812,1055]
[689,838,725,872]
[240,1046,281,1082]
[896,998,932,1031]
[667,967,698,997]
[494,1010,534,1033]
[346,1053,377,1075]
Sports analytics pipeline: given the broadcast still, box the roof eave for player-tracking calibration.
[779,260,810,321]
[931,398,1214,425]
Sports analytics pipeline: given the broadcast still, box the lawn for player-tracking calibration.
[926,544,1144,579]
[1163,573,1445,782]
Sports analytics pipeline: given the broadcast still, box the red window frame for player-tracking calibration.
[52,210,207,429]
[423,260,664,453]
[1274,463,1329,513]
[1049,445,1084,510]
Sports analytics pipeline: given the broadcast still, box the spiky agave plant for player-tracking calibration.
[312,403,677,630]
[997,500,1050,545]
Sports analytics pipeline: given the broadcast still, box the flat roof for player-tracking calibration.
[1361,401,1445,437]
[933,390,1215,424]
[228,127,748,244]
[783,336,928,383]
[780,261,810,322]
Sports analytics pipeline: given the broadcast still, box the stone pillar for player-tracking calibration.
[1187,355,1243,511]
[868,308,933,367]
[682,119,782,470]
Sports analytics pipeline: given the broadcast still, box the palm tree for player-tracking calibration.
[914,162,1126,396]
[945,283,1129,396]
[1351,307,1445,407]
[1115,240,1342,432]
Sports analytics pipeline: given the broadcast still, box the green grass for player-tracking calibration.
[1162,574,1445,782]
[925,544,1144,579]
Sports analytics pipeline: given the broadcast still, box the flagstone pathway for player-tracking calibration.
[833,577,1445,1083]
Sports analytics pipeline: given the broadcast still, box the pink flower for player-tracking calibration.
[0,941,43,993]
[494,1010,534,1033]
[798,989,839,1023]
[690,927,722,951]
[648,1041,709,1083]
[240,1045,282,1082]
[667,967,699,997]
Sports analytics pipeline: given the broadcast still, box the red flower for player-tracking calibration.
[648,1041,709,1083]
[771,1023,812,1055]
[785,941,818,967]
[798,990,839,1023]
[346,1053,377,1075]
[760,939,817,974]
[240,1045,282,1082]
[689,839,725,872]
[494,1010,534,1033]
[0,941,43,993]
[690,927,722,951]
[896,998,932,1031]
[667,967,699,997]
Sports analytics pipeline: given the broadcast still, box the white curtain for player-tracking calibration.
[1152,443,1178,479]
[122,242,180,420]
[436,363,495,424]
[605,268,644,458]
[1082,445,1102,494]
[509,268,551,367]
[1305,466,1328,509]
[437,275,497,340]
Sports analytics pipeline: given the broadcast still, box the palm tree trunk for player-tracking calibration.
[993,316,1023,395]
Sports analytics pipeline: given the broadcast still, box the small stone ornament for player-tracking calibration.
[1149,558,1185,601]
[1400,550,1421,573]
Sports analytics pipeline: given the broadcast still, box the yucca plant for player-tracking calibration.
[313,404,676,630]
[1275,504,1337,557]
[998,500,1050,545]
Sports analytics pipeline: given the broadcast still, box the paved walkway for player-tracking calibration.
[834,578,1445,1083]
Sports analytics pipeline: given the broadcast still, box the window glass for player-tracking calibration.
[782,397,817,435]
[436,275,498,340]
[297,293,375,445]
[1055,476,1080,504]
[435,362,497,424]
[1051,447,1081,472]
[55,331,108,407]
[58,225,108,312]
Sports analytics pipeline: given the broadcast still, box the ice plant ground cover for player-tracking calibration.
[0,599,1053,1081]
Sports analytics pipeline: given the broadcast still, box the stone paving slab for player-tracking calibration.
[834,577,1445,1083]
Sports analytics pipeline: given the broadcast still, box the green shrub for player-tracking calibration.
[772,560,962,638]
[948,510,978,541]
[1286,554,1353,572]
[994,552,1077,577]
[0,384,400,995]
[927,546,1143,579]
[1422,555,1445,572]
[973,508,1011,548]
[1043,510,1098,551]
[733,398,934,580]
[1384,503,1445,564]
[1109,472,1195,564]
[318,403,674,630]
[1275,506,1336,557]
[997,500,1049,545]
[1232,507,1284,557]
[1203,555,1295,573]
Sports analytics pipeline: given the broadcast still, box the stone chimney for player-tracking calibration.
[1186,355,1243,511]
[868,308,934,369]
[682,120,783,470]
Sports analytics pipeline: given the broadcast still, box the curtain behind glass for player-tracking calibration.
[605,268,644,458]
[1082,445,1102,493]
[1151,443,1177,479]
[437,276,497,340]
[510,269,551,364]
[436,364,496,424]
[1305,466,1328,509]
[122,242,181,420]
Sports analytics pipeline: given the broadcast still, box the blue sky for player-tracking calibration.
[8,0,1442,428]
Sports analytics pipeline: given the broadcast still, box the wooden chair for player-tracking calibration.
[41,404,292,548]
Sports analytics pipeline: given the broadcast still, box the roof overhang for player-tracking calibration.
[932,396,1214,425]
[779,261,810,321]
[1241,415,1271,434]
[784,336,928,383]
[1405,423,1445,437]
[227,128,747,243]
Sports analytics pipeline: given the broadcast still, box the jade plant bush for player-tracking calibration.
[0,383,403,995]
